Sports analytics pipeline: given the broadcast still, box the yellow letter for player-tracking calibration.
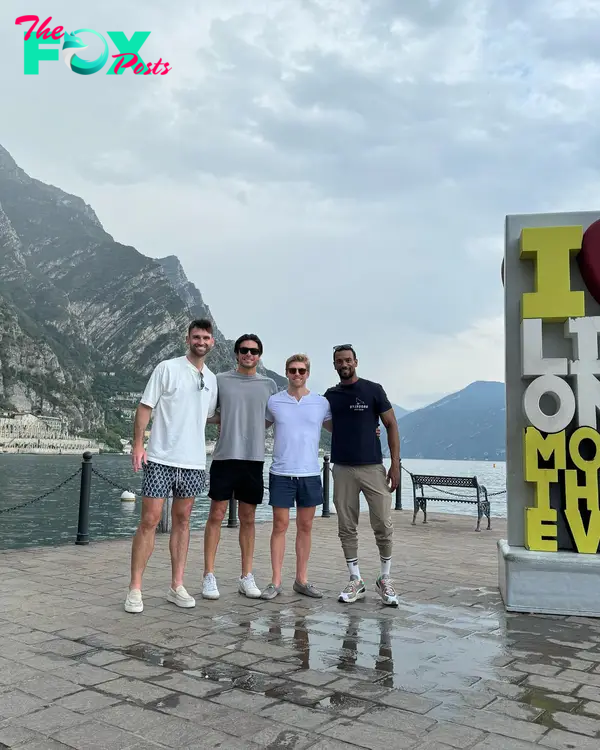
[564,427,600,553]
[520,225,584,322]
[525,506,558,552]
[523,427,565,550]
[569,427,600,472]
[564,469,600,554]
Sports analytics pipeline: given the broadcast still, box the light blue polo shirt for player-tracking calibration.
[266,391,331,476]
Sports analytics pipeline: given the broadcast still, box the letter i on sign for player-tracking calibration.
[520,226,585,322]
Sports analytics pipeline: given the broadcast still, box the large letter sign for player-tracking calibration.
[521,222,600,554]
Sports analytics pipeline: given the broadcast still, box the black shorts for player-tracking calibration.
[208,459,264,505]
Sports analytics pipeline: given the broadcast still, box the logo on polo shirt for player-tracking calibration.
[350,398,368,411]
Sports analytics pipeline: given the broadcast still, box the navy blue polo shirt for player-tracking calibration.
[324,378,393,465]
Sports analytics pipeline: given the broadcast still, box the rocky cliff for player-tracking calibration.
[0,144,284,447]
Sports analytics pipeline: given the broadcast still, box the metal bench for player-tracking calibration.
[410,473,491,532]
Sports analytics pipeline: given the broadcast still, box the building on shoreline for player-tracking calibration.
[0,412,102,454]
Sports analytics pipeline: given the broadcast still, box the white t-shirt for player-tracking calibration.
[141,356,217,470]
[266,390,331,477]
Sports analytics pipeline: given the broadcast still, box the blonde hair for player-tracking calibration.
[285,353,310,372]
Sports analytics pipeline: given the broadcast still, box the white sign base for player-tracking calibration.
[498,539,600,616]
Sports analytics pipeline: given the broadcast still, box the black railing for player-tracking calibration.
[0,451,507,545]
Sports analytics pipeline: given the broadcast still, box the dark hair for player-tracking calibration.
[188,318,213,336]
[333,344,356,360]
[234,333,263,355]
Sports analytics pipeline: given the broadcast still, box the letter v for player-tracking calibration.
[106,31,150,74]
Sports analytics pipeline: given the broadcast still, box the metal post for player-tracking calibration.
[395,458,403,510]
[322,455,330,517]
[228,495,238,528]
[158,494,173,533]
[76,451,93,545]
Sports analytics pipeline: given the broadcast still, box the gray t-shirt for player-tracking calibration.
[212,370,279,462]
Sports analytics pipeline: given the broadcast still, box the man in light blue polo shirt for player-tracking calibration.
[261,353,331,600]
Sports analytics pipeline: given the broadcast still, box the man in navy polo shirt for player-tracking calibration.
[260,353,331,600]
[324,345,400,607]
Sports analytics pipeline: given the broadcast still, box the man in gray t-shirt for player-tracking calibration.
[202,334,278,601]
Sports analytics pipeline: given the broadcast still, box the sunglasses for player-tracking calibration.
[197,371,205,391]
[288,367,307,375]
[333,344,353,352]
[239,347,260,355]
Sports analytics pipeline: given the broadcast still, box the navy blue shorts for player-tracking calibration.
[268,473,323,509]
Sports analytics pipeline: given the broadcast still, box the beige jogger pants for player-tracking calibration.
[332,463,393,560]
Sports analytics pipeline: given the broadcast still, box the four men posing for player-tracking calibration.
[125,320,400,614]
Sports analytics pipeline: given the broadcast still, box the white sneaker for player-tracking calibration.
[238,573,261,598]
[167,584,195,608]
[202,573,220,600]
[124,588,143,613]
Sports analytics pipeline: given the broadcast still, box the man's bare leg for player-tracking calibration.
[295,506,316,584]
[130,497,164,590]
[203,499,228,575]
[170,497,194,589]
[270,507,290,587]
[238,501,258,577]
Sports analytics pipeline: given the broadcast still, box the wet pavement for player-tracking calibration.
[1,511,600,748]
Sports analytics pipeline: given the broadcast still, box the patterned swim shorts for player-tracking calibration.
[142,461,207,499]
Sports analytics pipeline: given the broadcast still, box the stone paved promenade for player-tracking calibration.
[2,510,600,749]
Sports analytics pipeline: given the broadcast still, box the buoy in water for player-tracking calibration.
[121,491,135,502]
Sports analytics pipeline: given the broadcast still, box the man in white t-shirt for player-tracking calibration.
[124,319,218,614]
[260,353,331,600]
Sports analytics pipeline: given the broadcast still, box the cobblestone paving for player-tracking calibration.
[1,511,600,749]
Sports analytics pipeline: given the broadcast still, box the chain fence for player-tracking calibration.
[0,468,82,515]
[0,455,508,519]
[90,466,141,496]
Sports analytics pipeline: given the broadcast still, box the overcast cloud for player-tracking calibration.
[3,0,600,408]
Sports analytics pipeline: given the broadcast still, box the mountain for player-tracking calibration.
[0,143,285,448]
[377,403,410,456]
[396,381,506,461]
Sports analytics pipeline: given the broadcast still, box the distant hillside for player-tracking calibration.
[395,381,505,461]
[378,404,410,456]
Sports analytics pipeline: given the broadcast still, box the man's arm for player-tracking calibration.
[380,407,400,490]
[265,395,276,430]
[207,413,221,424]
[132,404,152,471]
[323,420,333,433]
[132,362,164,471]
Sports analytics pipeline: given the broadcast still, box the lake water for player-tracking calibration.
[0,454,506,550]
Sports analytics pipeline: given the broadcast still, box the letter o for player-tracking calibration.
[569,427,600,471]
[523,375,576,433]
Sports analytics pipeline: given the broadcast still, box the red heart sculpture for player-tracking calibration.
[578,219,600,304]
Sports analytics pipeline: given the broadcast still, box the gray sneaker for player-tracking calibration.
[293,580,323,598]
[338,577,366,603]
[376,574,399,607]
[260,583,282,600]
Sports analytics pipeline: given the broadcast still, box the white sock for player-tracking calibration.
[380,557,391,577]
[346,559,360,579]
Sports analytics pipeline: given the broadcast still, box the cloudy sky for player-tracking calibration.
[3,0,599,409]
